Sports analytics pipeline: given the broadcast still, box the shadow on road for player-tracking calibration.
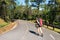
[29,30,39,36]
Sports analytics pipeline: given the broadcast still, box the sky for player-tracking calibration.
[16,0,25,5]
[15,0,49,10]
[16,0,49,5]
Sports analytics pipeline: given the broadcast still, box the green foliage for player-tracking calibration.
[46,0,60,25]
[0,22,8,28]
[0,0,60,28]
[0,0,17,22]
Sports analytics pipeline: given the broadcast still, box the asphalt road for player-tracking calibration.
[0,20,60,40]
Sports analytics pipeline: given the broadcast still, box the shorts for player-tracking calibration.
[37,23,41,27]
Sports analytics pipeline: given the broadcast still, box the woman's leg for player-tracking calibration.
[38,27,43,33]
[39,27,43,33]
[37,27,43,37]
[38,27,40,33]
[39,27,43,37]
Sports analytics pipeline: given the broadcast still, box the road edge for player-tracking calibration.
[0,22,17,35]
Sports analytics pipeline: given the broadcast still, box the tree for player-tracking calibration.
[25,0,30,20]
[47,0,60,24]
[45,0,60,30]
[0,0,7,21]
[0,0,17,22]
[30,0,45,15]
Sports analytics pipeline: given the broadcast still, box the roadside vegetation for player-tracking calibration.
[44,25,60,33]
[0,18,9,28]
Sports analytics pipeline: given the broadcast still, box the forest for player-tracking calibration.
[0,0,60,29]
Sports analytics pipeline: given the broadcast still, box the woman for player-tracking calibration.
[36,17,43,37]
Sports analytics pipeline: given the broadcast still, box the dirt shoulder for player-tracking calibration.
[0,22,17,35]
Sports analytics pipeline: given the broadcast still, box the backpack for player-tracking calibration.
[39,18,43,27]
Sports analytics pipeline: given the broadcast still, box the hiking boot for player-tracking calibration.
[41,33,43,37]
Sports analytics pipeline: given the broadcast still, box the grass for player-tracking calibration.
[0,22,8,28]
[0,18,9,28]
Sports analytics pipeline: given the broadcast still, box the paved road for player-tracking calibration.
[0,20,60,40]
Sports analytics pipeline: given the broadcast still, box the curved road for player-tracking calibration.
[0,20,60,40]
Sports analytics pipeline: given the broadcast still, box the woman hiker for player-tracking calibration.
[36,16,43,37]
